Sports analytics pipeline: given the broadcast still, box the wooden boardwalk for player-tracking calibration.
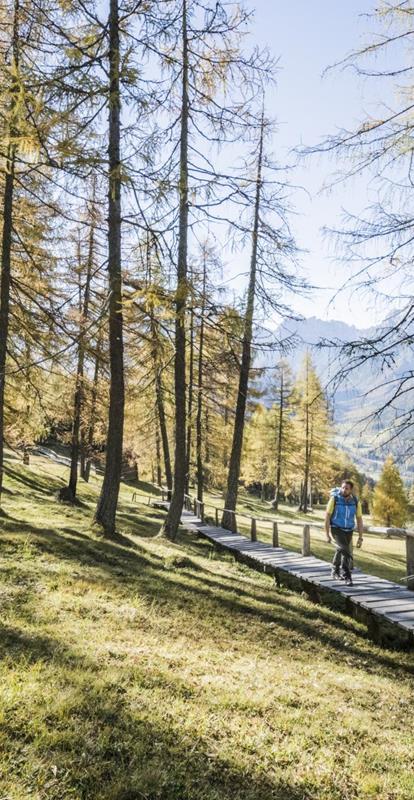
[181,509,414,648]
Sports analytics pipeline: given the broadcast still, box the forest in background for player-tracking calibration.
[2,0,414,538]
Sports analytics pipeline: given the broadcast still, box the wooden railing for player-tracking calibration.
[130,486,414,591]
[188,496,414,592]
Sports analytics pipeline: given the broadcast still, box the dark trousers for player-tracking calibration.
[331,527,353,576]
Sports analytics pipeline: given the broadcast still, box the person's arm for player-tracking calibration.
[356,499,364,547]
[325,511,332,543]
[325,497,334,543]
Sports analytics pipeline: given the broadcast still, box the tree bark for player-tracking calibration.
[150,312,173,498]
[185,303,194,495]
[272,370,284,511]
[155,422,162,487]
[84,334,102,483]
[222,115,264,531]
[94,0,125,535]
[196,253,207,502]
[0,0,19,508]
[299,360,310,513]
[60,230,93,502]
[160,0,189,540]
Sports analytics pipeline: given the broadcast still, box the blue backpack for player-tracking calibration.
[330,487,359,530]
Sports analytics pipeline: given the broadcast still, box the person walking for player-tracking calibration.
[325,480,364,585]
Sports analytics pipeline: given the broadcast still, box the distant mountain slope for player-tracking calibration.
[261,317,414,482]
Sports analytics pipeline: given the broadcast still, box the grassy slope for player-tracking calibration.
[1,453,414,800]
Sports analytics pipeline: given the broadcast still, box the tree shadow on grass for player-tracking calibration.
[0,621,91,668]
[4,464,63,495]
[1,667,339,800]
[117,509,165,536]
[5,519,413,680]
[3,507,414,680]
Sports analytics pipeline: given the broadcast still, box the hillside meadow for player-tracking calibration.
[0,450,413,800]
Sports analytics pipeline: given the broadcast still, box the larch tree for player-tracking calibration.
[222,109,302,530]
[270,360,296,510]
[0,0,26,505]
[294,352,331,513]
[372,455,408,528]
[93,0,125,534]
[155,0,271,540]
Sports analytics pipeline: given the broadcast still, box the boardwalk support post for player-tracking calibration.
[250,518,257,542]
[302,524,311,556]
[272,521,279,548]
[406,534,414,591]
[215,507,219,527]
[200,502,205,523]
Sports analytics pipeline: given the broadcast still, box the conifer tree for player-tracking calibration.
[294,353,331,512]
[270,360,296,510]
[372,456,408,528]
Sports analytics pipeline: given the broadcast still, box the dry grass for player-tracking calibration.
[1,452,414,799]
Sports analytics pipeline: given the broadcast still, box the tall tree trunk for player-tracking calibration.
[155,422,162,487]
[0,166,15,508]
[160,0,189,540]
[272,370,284,511]
[84,334,102,483]
[150,313,173,498]
[196,254,207,503]
[94,0,125,534]
[205,403,210,464]
[223,371,230,469]
[300,361,310,513]
[222,115,264,531]
[185,303,194,495]
[0,0,19,508]
[155,369,173,499]
[60,231,93,501]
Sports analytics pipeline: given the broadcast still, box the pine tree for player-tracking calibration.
[372,456,408,528]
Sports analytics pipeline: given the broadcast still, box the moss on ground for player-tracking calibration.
[1,452,414,799]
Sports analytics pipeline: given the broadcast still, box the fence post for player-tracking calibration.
[272,521,279,548]
[302,524,311,556]
[250,518,257,542]
[193,498,197,515]
[406,534,414,591]
[215,508,219,527]
[200,502,205,523]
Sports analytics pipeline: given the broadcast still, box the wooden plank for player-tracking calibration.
[353,591,408,604]
[381,610,414,630]
[363,600,414,613]
[180,507,414,642]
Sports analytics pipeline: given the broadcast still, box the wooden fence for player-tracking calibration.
[185,495,414,592]
[132,487,414,592]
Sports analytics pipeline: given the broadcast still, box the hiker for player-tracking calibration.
[325,480,364,585]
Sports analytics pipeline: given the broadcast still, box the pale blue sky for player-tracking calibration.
[244,0,390,326]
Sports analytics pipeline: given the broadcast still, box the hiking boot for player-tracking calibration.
[343,573,353,586]
[331,567,341,580]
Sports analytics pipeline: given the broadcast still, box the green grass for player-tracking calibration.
[1,452,414,799]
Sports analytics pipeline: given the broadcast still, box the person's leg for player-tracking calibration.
[331,529,344,576]
[340,531,353,579]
